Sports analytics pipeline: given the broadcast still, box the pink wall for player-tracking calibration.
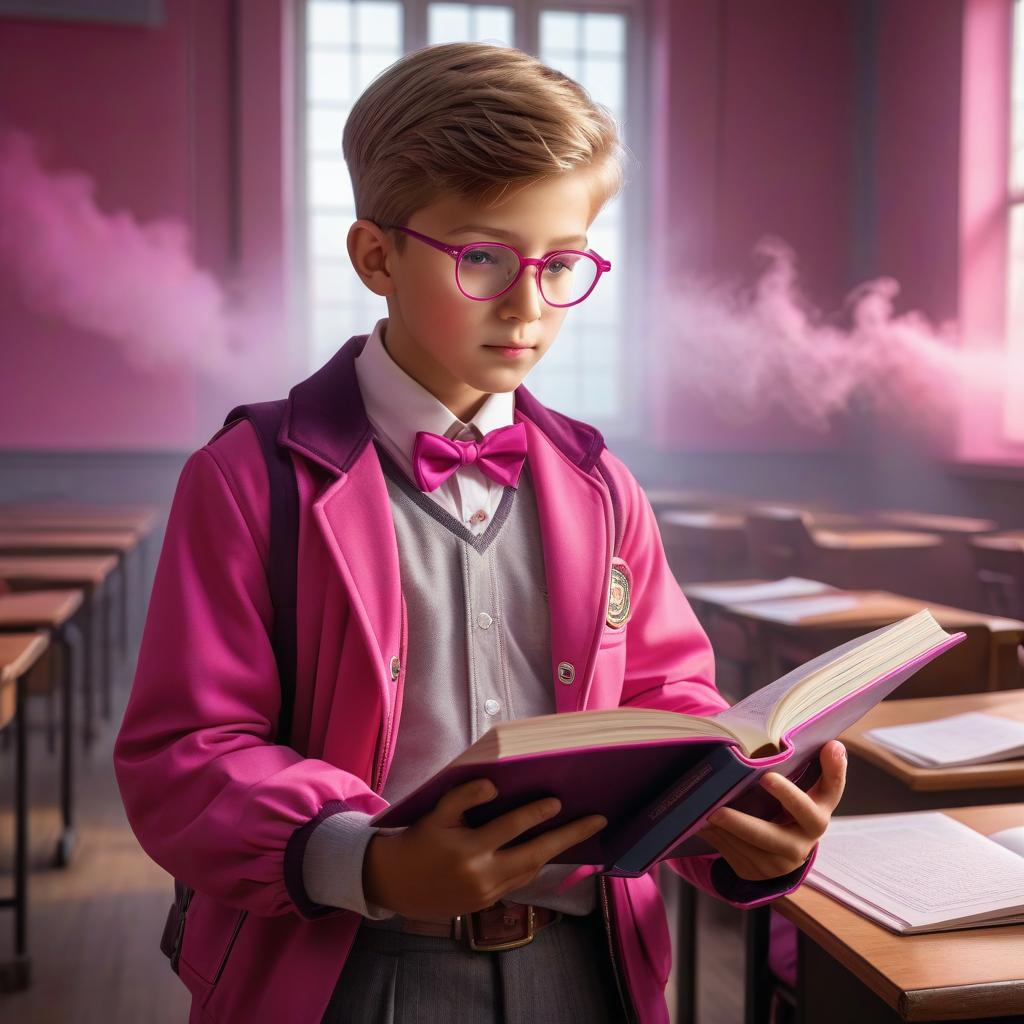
[649,0,856,452]
[0,0,295,451]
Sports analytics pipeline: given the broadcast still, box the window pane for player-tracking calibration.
[308,50,354,103]
[355,1,402,47]
[540,11,579,52]
[537,8,629,421]
[581,56,623,115]
[474,7,513,44]
[309,157,353,208]
[308,106,349,154]
[1012,2,1024,190]
[1004,204,1024,440]
[583,13,624,55]
[310,212,351,258]
[429,3,470,42]
[308,1,352,45]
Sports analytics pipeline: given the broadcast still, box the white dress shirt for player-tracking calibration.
[354,317,516,535]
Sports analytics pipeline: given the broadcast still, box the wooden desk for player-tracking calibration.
[684,580,1024,698]
[842,691,1024,794]
[0,590,85,867]
[0,530,137,677]
[868,510,999,536]
[0,631,51,992]
[0,556,119,739]
[773,804,1024,1022]
[659,510,751,583]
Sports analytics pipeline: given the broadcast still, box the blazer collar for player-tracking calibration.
[281,334,606,476]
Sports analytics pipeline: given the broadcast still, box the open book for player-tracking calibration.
[807,812,1024,933]
[864,711,1024,767]
[372,610,966,876]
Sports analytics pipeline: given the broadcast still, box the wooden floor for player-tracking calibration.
[0,662,748,1024]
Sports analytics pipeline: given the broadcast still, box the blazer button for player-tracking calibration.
[390,656,401,682]
[557,661,575,685]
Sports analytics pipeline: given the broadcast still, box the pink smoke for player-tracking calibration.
[658,238,1016,443]
[0,128,237,372]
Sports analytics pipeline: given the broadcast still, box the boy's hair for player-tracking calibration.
[342,41,628,252]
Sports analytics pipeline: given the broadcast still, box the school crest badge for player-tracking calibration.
[606,557,632,628]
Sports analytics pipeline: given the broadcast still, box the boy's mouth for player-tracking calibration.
[484,344,534,359]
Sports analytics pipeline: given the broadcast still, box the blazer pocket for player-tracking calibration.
[178,891,248,990]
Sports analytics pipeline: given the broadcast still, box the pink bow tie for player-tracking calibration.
[412,422,528,493]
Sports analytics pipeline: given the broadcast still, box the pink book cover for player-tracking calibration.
[372,622,967,874]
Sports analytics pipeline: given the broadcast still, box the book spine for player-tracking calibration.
[609,745,753,876]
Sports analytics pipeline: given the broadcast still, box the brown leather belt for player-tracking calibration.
[394,901,560,951]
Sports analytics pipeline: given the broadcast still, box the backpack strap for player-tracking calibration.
[222,400,299,746]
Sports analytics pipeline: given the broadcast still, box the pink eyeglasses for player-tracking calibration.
[377,223,611,307]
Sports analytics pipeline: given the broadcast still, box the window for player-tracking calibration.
[1006,0,1024,441]
[299,0,646,432]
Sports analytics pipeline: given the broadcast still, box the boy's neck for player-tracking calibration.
[380,329,493,425]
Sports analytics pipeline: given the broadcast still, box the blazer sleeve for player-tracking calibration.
[113,441,387,921]
[600,450,816,906]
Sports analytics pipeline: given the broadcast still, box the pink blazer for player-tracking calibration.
[113,335,813,1024]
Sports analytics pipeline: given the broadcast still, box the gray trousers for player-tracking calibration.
[320,910,630,1023]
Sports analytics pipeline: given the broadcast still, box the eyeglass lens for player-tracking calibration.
[455,245,599,305]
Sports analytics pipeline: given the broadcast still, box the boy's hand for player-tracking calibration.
[696,739,847,881]
[363,779,607,918]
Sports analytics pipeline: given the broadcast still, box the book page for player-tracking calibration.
[990,826,1024,858]
[807,812,1024,932]
[864,712,1024,767]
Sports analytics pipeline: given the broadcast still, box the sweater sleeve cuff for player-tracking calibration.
[301,810,396,920]
[709,843,818,909]
[283,802,395,920]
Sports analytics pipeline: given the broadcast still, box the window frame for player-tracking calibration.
[294,0,650,439]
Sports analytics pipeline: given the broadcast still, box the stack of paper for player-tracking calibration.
[807,812,1024,934]
[865,712,1024,767]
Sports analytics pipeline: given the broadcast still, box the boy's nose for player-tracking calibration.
[500,268,543,320]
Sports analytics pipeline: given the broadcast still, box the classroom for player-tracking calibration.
[0,1,1022,1023]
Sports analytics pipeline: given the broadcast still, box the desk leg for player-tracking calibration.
[100,584,114,721]
[744,906,773,1024]
[55,624,79,868]
[676,878,697,1024]
[0,672,31,991]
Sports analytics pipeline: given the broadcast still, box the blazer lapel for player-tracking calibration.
[515,389,612,712]
[280,337,404,731]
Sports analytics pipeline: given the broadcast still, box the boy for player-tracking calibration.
[114,42,845,1024]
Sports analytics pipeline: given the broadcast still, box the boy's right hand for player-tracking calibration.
[362,778,607,919]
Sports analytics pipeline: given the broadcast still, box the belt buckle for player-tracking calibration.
[462,904,536,952]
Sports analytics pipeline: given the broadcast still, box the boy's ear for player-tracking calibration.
[347,219,395,298]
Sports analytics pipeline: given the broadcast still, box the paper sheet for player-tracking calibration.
[728,594,861,624]
[807,812,1024,933]
[685,577,833,604]
[865,712,1024,767]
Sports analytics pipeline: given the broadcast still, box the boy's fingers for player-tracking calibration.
[430,778,498,827]
[473,796,564,850]
[708,806,808,860]
[496,814,607,878]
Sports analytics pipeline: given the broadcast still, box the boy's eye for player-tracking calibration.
[462,249,495,265]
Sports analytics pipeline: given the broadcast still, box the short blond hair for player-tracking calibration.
[342,41,627,251]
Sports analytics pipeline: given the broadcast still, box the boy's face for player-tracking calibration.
[348,165,606,422]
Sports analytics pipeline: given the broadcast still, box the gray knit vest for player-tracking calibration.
[377,444,597,915]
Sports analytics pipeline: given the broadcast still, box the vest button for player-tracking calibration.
[389,656,401,681]
[484,698,501,716]
[557,661,575,685]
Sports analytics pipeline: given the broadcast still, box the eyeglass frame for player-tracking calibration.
[376,222,612,307]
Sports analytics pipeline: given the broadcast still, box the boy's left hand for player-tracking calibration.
[696,739,847,881]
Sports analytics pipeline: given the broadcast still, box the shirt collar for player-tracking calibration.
[354,317,515,461]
